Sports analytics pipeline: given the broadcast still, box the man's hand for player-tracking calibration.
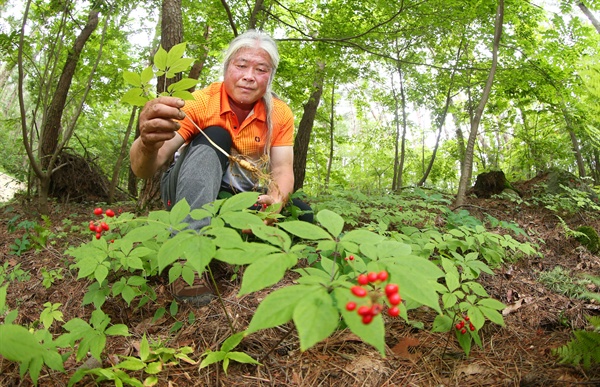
[130,96,187,179]
[256,194,284,226]
[138,96,186,152]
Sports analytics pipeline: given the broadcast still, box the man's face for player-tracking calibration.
[224,47,273,109]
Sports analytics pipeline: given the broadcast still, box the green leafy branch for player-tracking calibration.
[121,42,198,107]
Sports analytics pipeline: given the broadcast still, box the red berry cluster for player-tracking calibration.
[345,270,402,324]
[344,254,355,261]
[89,207,115,239]
[455,315,475,334]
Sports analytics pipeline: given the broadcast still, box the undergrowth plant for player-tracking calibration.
[553,315,600,369]
[535,183,600,218]
[0,283,129,385]
[69,334,196,387]
[0,189,540,384]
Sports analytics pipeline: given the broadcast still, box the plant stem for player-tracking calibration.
[257,325,295,363]
[207,266,235,335]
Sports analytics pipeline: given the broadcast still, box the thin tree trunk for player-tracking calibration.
[593,149,600,185]
[578,2,600,34]
[418,42,463,187]
[248,0,264,29]
[560,103,586,177]
[40,8,99,163]
[187,26,211,89]
[138,0,183,210]
[455,0,504,207]
[294,62,325,191]
[109,107,138,203]
[220,0,238,36]
[391,70,400,191]
[325,79,335,190]
[391,64,408,191]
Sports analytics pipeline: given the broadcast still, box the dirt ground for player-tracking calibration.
[1,179,600,386]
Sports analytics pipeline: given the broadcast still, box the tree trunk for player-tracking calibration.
[109,106,138,203]
[578,2,600,34]
[138,0,183,210]
[593,149,600,185]
[187,26,211,89]
[418,42,462,187]
[455,0,504,207]
[40,8,99,165]
[248,0,265,29]
[391,64,408,191]
[293,62,325,191]
[560,104,587,177]
[325,79,335,190]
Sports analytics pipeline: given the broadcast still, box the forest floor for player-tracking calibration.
[1,175,600,386]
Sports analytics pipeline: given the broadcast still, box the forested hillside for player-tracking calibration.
[1,0,600,385]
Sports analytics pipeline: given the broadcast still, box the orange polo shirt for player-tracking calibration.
[177,82,294,158]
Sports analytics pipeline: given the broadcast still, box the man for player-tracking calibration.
[130,30,311,304]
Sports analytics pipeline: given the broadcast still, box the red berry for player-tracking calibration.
[357,305,371,316]
[357,274,369,286]
[101,222,110,231]
[346,302,357,311]
[461,328,467,334]
[455,323,463,330]
[105,209,115,217]
[89,223,96,232]
[367,272,378,283]
[385,283,399,296]
[93,207,103,216]
[351,286,367,298]
[469,324,475,331]
[388,306,400,317]
[95,232,101,240]
[348,255,354,261]
[262,203,268,209]
[362,314,373,324]
[464,315,470,321]
[95,225,102,233]
[388,293,402,306]
[377,270,388,281]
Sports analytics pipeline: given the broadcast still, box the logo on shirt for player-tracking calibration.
[255,136,261,143]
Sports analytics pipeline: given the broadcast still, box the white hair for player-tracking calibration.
[223,30,280,157]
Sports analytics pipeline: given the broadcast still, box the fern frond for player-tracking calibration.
[553,329,600,369]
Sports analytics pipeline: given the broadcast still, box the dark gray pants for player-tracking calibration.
[160,126,314,230]
[161,127,232,230]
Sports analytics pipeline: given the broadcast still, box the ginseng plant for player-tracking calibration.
[121,43,274,192]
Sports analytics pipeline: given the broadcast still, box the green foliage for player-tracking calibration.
[311,188,450,232]
[535,184,600,217]
[0,260,30,283]
[69,334,197,387]
[7,215,52,256]
[64,191,517,358]
[57,309,130,362]
[39,302,64,329]
[41,267,64,289]
[199,332,260,374]
[121,42,198,107]
[0,187,542,382]
[537,266,592,300]
[553,316,600,369]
